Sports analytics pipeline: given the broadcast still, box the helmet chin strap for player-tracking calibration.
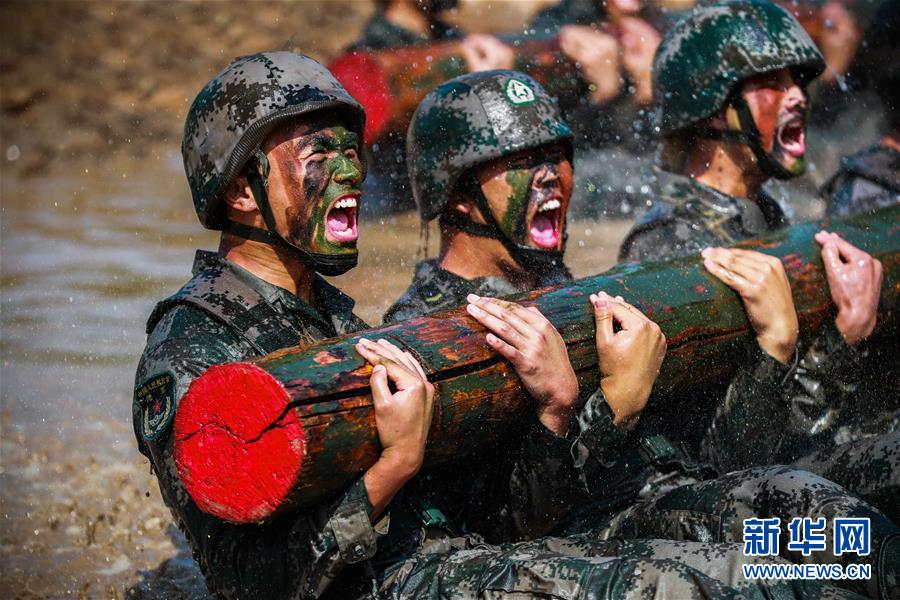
[695,93,797,181]
[438,175,570,285]
[222,150,358,277]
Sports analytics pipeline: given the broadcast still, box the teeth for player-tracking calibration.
[538,199,560,213]
[334,197,357,209]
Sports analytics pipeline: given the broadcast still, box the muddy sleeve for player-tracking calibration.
[134,307,383,599]
[702,344,798,473]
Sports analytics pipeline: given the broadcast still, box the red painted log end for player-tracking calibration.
[174,363,304,524]
[328,52,391,145]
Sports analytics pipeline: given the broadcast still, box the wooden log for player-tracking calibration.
[174,207,900,523]
[328,36,583,145]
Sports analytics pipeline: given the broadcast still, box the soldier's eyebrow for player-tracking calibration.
[298,131,358,151]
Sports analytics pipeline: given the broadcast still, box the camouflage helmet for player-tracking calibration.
[653,0,825,135]
[407,70,573,222]
[182,51,366,230]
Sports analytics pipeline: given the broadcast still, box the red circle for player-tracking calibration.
[174,363,304,523]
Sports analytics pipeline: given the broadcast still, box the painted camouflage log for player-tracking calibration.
[328,36,582,144]
[174,206,899,523]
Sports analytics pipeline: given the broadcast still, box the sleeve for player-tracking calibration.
[462,412,585,543]
[701,344,798,473]
[134,307,385,599]
[783,321,870,432]
[572,387,632,469]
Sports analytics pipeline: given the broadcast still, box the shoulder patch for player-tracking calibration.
[135,371,176,442]
[505,78,536,105]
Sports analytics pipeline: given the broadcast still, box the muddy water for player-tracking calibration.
[0,153,629,598]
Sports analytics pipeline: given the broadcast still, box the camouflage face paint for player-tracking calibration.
[742,69,809,176]
[269,124,362,257]
[478,145,572,251]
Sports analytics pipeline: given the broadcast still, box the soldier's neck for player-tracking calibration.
[439,231,535,291]
[385,1,432,35]
[219,234,316,304]
[685,140,767,201]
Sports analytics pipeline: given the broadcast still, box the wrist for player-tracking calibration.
[599,378,645,430]
[756,328,797,365]
[537,404,575,436]
[376,447,423,482]
[835,311,875,347]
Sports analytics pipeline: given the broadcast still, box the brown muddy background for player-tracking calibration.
[0,0,881,598]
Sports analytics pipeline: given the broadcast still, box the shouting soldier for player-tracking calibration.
[618,0,898,522]
[134,52,846,600]
[385,69,900,599]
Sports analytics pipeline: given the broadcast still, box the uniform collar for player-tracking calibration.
[416,259,521,299]
[191,250,358,334]
[656,170,787,236]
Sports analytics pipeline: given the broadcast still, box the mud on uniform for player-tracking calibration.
[382,257,899,598]
[618,172,900,521]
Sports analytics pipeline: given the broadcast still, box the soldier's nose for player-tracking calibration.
[533,165,558,188]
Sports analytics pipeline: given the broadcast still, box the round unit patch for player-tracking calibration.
[505,78,536,105]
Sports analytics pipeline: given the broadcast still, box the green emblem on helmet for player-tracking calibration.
[505,78,536,105]
[407,70,572,223]
[653,0,825,136]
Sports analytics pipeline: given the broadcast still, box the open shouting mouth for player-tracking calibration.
[325,192,360,242]
[325,193,359,243]
[528,196,563,249]
[776,114,806,158]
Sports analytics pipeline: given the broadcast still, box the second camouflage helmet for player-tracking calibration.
[407,70,573,222]
[182,51,366,230]
[653,0,825,136]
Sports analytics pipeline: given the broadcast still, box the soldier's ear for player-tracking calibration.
[223,176,257,214]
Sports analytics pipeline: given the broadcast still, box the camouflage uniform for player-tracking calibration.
[384,259,571,324]
[136,52,851,599]
[134,254,852,600]
[381,238,900,598]
[616,0,900,523]
[822,144,900,218]
[346,13,460,52]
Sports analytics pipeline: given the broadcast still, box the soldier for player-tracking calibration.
[135,51,833,600]
[618,0,898,519]
[386,69,900,598]
[822,0,900,217]
[344,0,513,215]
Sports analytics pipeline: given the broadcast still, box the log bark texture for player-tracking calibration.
[174,208,899,523]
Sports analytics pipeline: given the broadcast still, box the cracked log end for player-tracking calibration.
[174,362,304,524]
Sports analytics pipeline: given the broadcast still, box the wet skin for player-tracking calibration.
[261,114,363,258]
[740,68,809,176]
[473,144,574,251]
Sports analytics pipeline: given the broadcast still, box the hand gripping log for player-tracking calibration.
[174,207,899,523]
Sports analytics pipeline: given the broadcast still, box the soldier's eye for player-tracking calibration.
[308,149,328,162]
[344,148,358,159]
